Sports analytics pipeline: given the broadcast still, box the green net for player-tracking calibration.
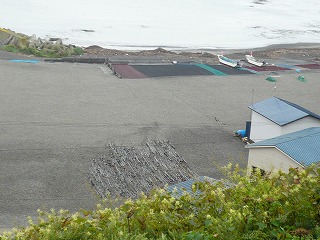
[266,76,277,82]
[297,75,307,82]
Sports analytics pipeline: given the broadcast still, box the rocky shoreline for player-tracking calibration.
[1,27,320,64]
[82,44,320,65]
[0,27,82,57]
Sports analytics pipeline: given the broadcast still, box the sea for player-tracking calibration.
[1,0,320,50]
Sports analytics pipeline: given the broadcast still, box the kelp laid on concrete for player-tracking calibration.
[89,140,197,199]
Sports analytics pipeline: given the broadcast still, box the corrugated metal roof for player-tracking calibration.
[246,127,320,166]
[248,97,320,126]
[167,176,218,197]
[280,98,320,120]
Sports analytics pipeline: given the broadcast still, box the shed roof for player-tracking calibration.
[167,176,218,197]
[248,97,320,126]
[246,127,320,166]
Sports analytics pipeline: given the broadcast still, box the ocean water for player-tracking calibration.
[1,0,320,50]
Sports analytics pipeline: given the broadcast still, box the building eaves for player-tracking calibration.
[248,97,310,126]
[246,127,320,166]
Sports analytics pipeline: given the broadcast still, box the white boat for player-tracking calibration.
[217,55,241,68]
[245,54,266,67]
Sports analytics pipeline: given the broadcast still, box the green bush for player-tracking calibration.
[72,47,84,55]
[1,165,319,239]
[1,44,83,58]
[2,45,20,54]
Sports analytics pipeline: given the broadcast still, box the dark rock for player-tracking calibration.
[51,44,63,51]
[8,36,19,46]
[28,42,36,49]
[3,35,14,45]
[49,37,60,41]
[55,39,63,45]
[80,29,95,32]
[30,34,37,42]
[39,42,48,49]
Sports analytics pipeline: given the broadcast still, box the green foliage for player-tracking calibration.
[1,165,319,239]
[1,44,83,58]
[2,45,20,54]
[73,47,84,55]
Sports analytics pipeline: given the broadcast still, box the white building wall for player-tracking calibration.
[250,112,282,142]
[282,116,320,135]
[247,147,302,174]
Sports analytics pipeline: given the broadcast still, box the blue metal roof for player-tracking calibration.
[280,98,320,120]
[247,127,320,166]
[167,176,218,197]
[248,97,320,126]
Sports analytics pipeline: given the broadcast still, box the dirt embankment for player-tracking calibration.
[83,46,220,64]
[83,43,320,64]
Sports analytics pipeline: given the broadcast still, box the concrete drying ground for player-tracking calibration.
[1,58,320,229]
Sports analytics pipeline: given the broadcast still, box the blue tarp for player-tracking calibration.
[9,59,39,63]
[236,129,246,137]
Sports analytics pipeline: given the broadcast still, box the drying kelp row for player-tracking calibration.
[89,140,197,199]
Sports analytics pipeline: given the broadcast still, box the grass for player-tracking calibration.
[1,44,84,58]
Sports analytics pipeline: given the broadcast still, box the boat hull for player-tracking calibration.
[218,55,241,68]
[245,55,265,67]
